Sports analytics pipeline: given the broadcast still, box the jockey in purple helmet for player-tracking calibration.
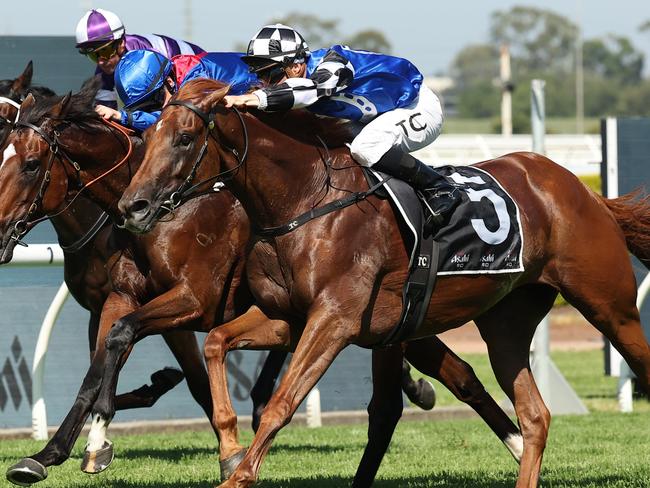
[75,8,205,109]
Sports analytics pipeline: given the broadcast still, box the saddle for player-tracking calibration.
[363,164,525,345]
[362,168,439,346]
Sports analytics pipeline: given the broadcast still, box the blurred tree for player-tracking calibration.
[490,6,578,73]
[456,80,500,118]
[616,80,650,116]
[583,35,644,85]
[343,30,391,53]
[266,13,392,53]
[449,44,499,88]
[270,12,340,47]
[640,20,650,33]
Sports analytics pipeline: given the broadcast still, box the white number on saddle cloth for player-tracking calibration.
[449,172,511,245]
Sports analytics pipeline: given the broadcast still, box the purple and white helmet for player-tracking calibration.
[75,9,125,48]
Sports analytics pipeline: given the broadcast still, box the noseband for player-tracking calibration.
[8,118,133,246]
[159,100,248,212]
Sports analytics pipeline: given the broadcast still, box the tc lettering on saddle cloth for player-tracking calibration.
[433,165,524,275]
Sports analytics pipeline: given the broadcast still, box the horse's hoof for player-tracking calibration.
[220,448,247,481]
[6,458,48,486]
[150,367,184,391]
[80,440,114,474]
[410,378,436,410]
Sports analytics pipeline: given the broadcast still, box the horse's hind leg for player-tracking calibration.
[559,251,650,394]
[400,358,436,410]
[250,351,289,432]
[162,330,213,419]
[477,284,558,488]
[405,336,523,462]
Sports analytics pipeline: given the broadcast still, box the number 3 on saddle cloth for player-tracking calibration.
[364,165,524,346]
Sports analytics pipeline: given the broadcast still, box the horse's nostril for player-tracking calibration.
[130,199,151,216]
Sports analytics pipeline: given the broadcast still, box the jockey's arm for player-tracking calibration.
[94,105,160,131]
[224,49,354,111]
[119,110,161,131]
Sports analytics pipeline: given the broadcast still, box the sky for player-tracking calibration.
[1,0,649,76]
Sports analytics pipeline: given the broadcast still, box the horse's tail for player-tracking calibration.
[600,191,650,269]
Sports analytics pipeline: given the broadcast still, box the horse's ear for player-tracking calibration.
[204,85,231,112]
[21,93,36,113]
[11,60,33,93]
[49,92,73,119]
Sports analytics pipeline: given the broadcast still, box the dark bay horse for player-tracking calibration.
[0,67,200,431]
[118,78,650,488]
[1,64,190,409]
[0,83,520,486]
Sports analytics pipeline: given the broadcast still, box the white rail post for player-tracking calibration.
[618,272,650,412]
[32,282,70,440]
[305,386,322,428]
[530,79,588,415]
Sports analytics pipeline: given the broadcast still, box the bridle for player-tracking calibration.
[158,100,248,213]
[0,96,21,128]
[8,118,133,247]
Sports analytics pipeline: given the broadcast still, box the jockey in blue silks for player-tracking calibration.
[75,8,205,109]
[96,49,257,132]
[224,24,461,226]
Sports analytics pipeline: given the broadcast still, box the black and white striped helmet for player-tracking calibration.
[242,24,310,72]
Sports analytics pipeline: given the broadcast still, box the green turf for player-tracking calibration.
[418,349,650,414]
[2,350,648,487]
[2,412,648,487]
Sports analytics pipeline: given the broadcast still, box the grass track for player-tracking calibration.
[3,348,648,487]
[1,412,648,487]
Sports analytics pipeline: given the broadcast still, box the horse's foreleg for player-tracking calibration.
[405,336,523,462]
[219,309,352,488]
[5,293,136,486]
[90,284,206,453]
[250,350,289,432]
[87,308,185,412]
[203,306,293,480]
[352,345,404,488]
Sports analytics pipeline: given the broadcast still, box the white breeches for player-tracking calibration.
[349,85,443,167]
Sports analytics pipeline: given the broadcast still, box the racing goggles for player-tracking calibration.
[245,59,287,85]
[79,40,119,63]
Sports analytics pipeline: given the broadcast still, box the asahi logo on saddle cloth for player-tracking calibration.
[0,336,32,412]
[434,166,524,275]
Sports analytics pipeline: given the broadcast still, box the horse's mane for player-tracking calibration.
[0,80,56,101]
[176,78,359,148]
[19,76,102,129]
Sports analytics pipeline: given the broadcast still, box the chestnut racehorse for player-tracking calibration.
[0,82,521,486]
[118,79,650,488]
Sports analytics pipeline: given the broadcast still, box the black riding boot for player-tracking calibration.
[373,147,461,227]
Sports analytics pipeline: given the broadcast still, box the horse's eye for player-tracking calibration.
[23,159,40,174]
[180,134,193,147]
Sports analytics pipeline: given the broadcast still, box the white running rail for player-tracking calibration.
[6,244,68,440]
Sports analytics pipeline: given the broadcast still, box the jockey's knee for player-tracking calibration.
[349,140,375,167]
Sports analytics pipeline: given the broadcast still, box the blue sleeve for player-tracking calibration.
[119,110,161,131]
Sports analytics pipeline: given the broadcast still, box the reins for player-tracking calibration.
[162,97,390,239]
[8,117,134,247]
